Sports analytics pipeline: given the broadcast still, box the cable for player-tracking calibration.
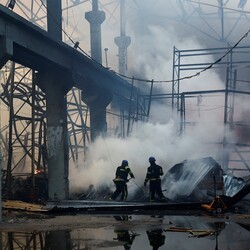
[102,137,116,172]
[40,1,92,59]
[115,29,250,83]
[40,1,250,86]
[183,0,250,14]
[131,178,145,192]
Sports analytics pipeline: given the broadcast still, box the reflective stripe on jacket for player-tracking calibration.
[115,165,134,182]
[145,163,163,182]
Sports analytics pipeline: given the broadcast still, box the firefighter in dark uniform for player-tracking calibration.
[111,160,135,201]
[146,229,166,250]
[144,157,166,201]
[114,229,138,250]
[113,214,139,250]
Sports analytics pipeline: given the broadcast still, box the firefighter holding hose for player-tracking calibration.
[110,160,135,201]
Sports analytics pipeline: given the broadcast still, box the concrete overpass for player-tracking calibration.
[0,3,135,200]
[0,4,133,96]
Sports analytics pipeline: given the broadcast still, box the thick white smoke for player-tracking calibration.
[69,0,250,196]
[69,117,225,196]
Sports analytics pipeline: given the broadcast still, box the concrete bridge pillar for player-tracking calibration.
[84,0,111,141]
[36,71,73,200]
[82,86,113,141]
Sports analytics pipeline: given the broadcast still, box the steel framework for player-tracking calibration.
[174,46,250,174]
[1,0,250,200]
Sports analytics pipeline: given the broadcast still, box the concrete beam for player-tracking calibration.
[0,4,134,99]
[0,37,13,69]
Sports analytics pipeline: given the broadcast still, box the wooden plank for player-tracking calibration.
[3,200,48,212]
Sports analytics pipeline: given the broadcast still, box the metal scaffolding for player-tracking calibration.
[174,46,250,174]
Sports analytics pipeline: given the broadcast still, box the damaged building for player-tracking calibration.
[0,0,250,213]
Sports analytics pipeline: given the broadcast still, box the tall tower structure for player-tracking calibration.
[47,0,62,40]
[85,0,106,63]
[84,0,113,141]
[115,0,131,75]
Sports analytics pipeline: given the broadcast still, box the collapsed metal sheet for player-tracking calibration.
[162,157,223,201]
[223,174,248,197]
